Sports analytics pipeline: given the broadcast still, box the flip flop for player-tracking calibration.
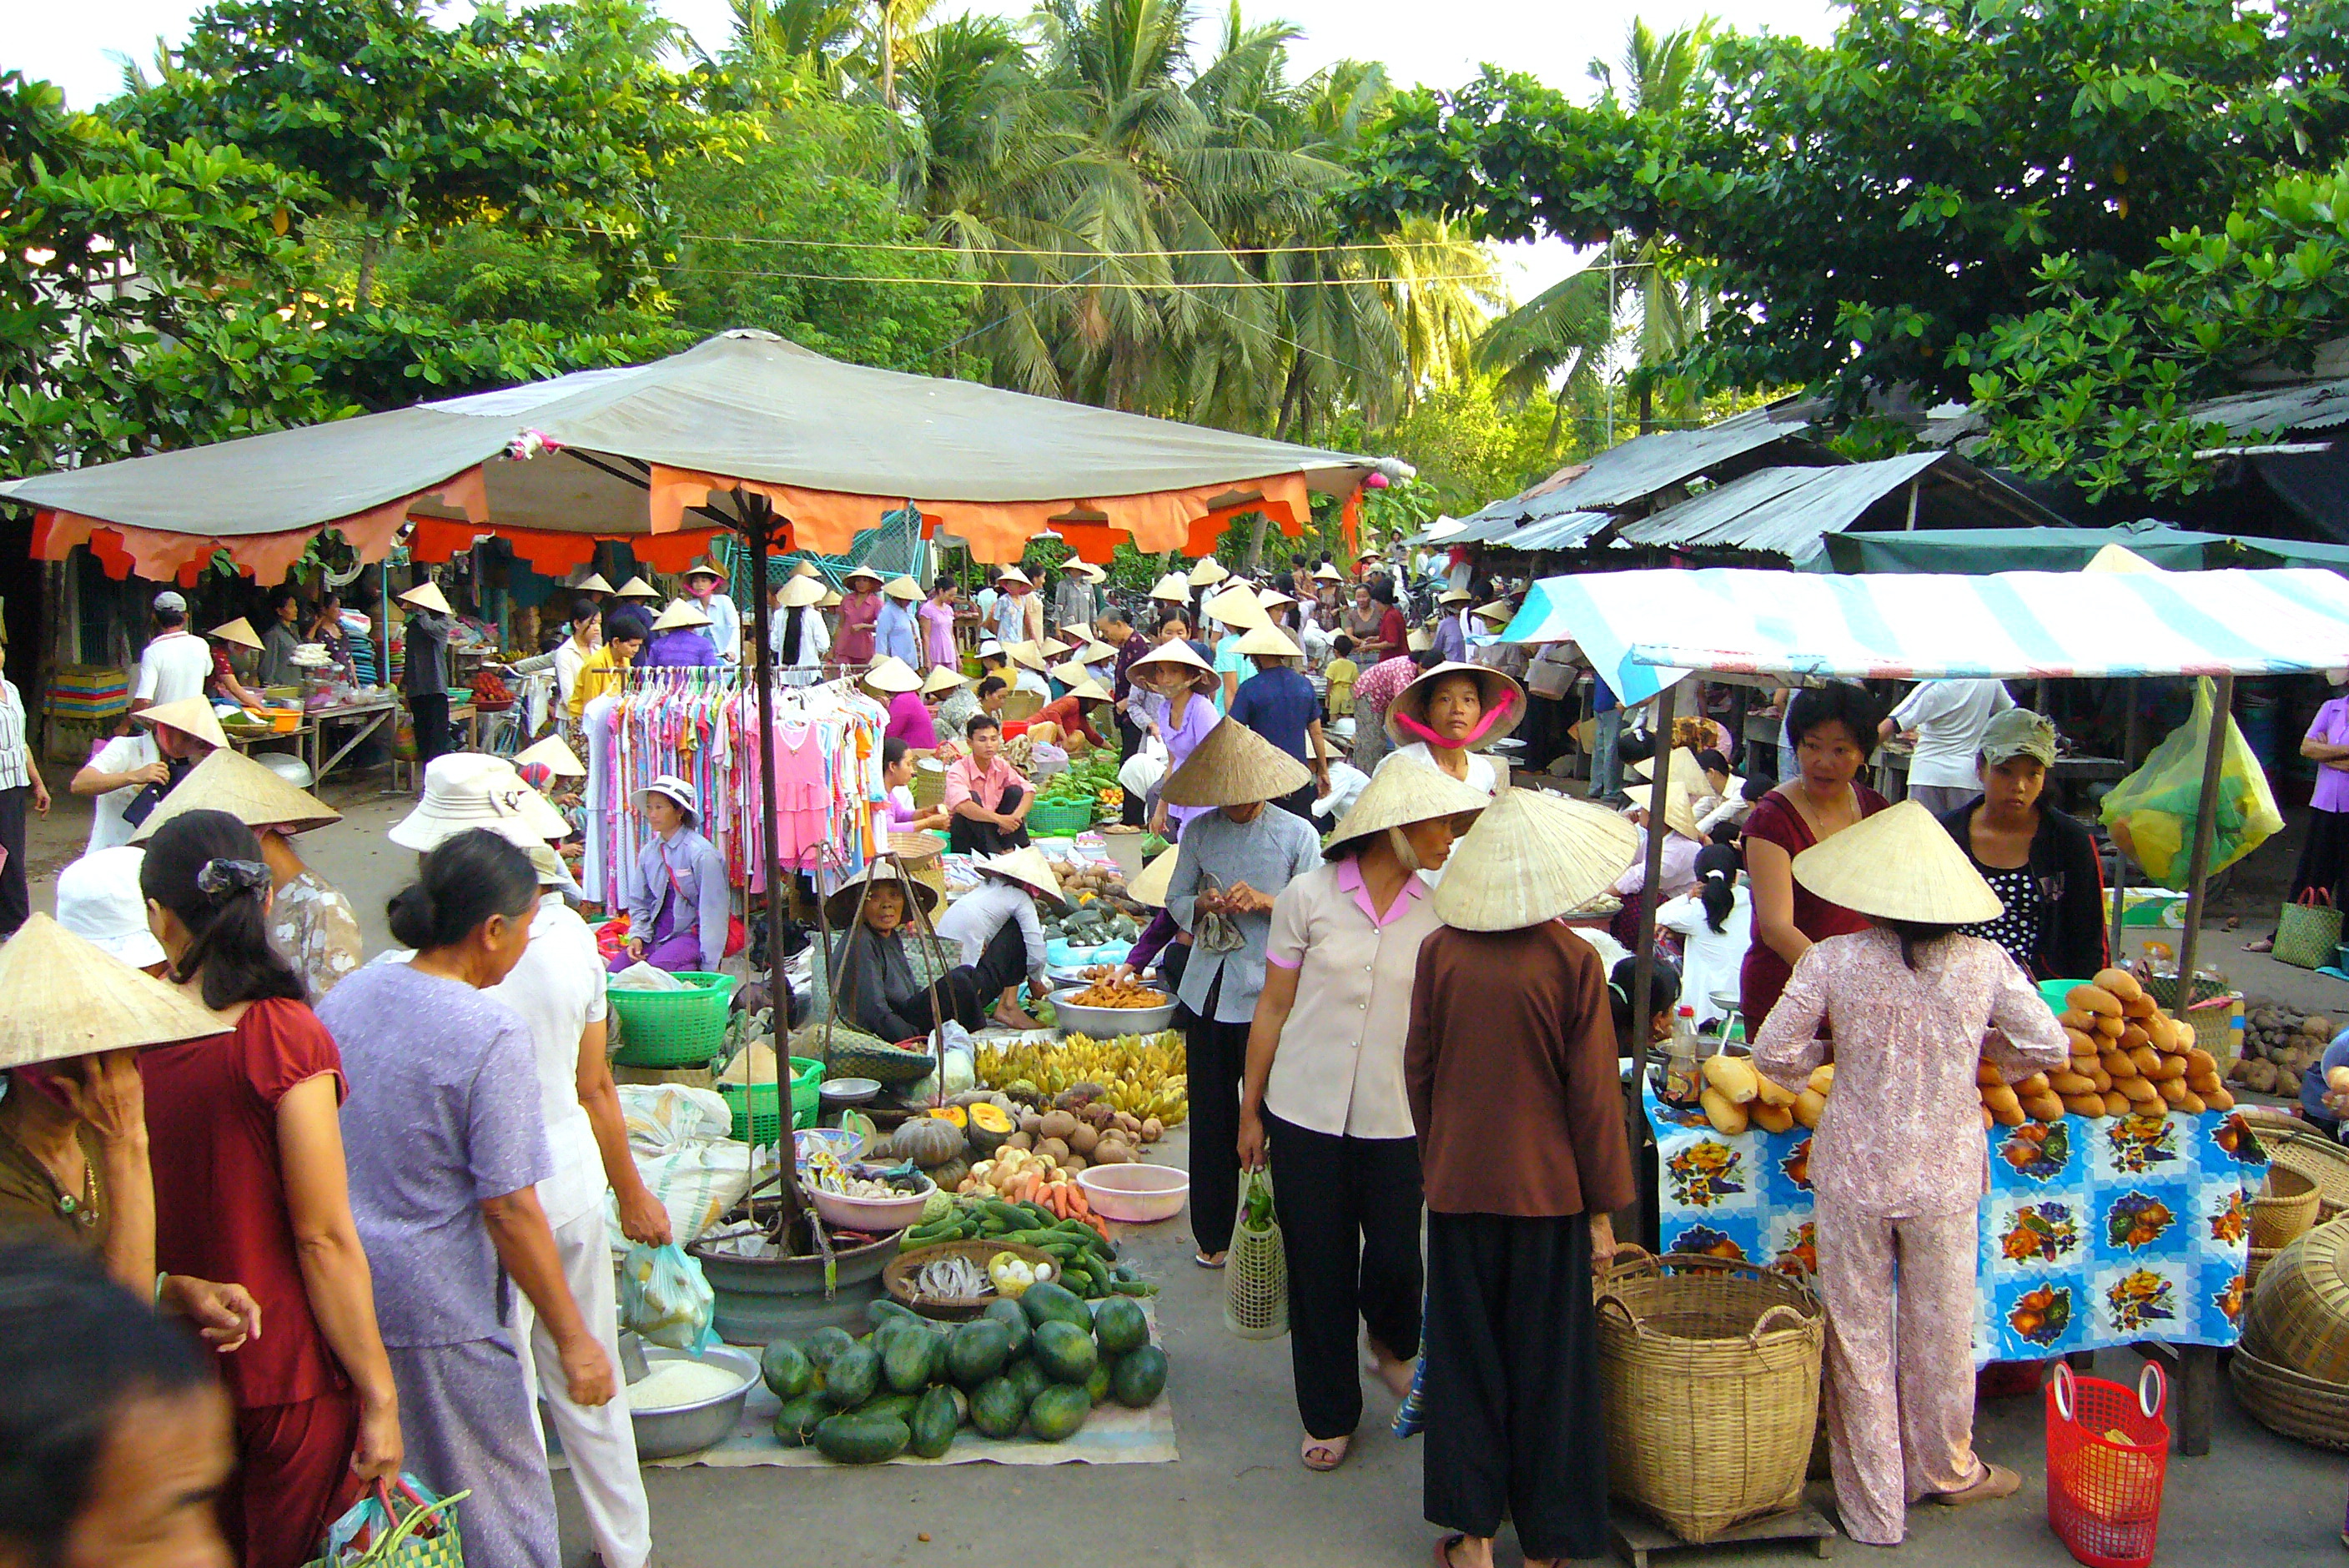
[2244,937,2275,952]
[1194,1251,1226,1269]
[1301,1434,1350,1470]
[1433,1534,1468,1568]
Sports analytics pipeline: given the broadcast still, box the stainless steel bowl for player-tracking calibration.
[626,1344,759,1460]
[1049,986,1180,1037]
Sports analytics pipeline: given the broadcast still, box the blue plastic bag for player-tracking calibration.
[619,1241,717,1354]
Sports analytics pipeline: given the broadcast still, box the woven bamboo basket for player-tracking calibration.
[2267,1129,2349,1223]
[1000,690,1045,722]
[2229,1343,2349,1451]
[2250,1245,2280,1289]
[909,761,947,812]
[1595,1249,1824,1544]
[888,834,946,898]
[2242,1219,2349,1383]
[2254,1163,2322,1250]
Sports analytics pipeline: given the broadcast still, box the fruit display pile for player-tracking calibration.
[976,1032,1189,1123]
[758,1289,1168,1462]
[1031,752,1124,821]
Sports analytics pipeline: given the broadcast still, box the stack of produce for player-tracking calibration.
[2232,1007,2335,1096]
[902,1195,1152,1294]
[956,1146,1103,1230]
[976,1032,1189,1123]
[760,1289,1168,1462]
[1029,752,1124,819]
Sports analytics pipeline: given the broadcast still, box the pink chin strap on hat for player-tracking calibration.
[1390,687,1520,750]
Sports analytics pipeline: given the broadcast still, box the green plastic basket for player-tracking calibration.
[718,1056,822,1145]
[607,972,738,1068]
[1027,797,1094,837]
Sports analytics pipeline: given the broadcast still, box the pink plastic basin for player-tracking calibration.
[1077,1163,1190,1224]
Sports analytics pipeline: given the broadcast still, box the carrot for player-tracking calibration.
[1046,1185,1070,1219]
[1012,1171,1040,1204]
[1067,1185,1091,1218]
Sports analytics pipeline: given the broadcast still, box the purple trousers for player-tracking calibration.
[609,892,705,974]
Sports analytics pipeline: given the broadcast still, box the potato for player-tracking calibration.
[2063,1093,2110,1118]
[2245,1060,2279,1094]
[1700,1086,1749,1136]
[2050,1069,2099,1097]
[2070,984,2124,1018]
[2095,967,2146,1004]
[1703,1054,1760,1105]
[1752,1101,1795,1134]
[2102,1090,2134,1117]
[1794,1088,1826,1129]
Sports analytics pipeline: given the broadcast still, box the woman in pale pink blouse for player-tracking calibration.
[1753,802,2067,1547]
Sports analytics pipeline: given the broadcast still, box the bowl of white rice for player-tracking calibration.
[623,1344,759,1460]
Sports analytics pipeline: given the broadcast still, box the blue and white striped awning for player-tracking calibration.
[1501,566,2349,705]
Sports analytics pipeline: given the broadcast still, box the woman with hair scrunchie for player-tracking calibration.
[317,829,614,1568]
[1656,842,1754,1030]
[138,810,404,1568]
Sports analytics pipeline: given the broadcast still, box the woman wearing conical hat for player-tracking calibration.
[1751,802,2068,1545]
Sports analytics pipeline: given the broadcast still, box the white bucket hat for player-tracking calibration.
[634,773,701,823]
[55,847,169,969]
[390,754,571,850]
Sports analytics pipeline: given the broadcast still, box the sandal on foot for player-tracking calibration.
[1300,1435,1350,1471]
[1931,1462,2020,1505]
[1433,1535,1468,1568]
[2245,937,2276,953]
[1194,1251,1226,1269]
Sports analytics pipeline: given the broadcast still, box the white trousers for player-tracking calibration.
[511,1207,651,1568]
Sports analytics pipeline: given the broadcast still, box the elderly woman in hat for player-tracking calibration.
[642,600,722,670]
[1163,721,1320,1268]
[1227,624,1328,818]
[681,559,739,662]
[830,862,1016,1040]
[834,565,885,666]
[933,847,1064,1031]
[1378,661,1522,797]
[72,696,227,855]
[1406,788,1641,1568]
[610,773,729,975]
[1236,761,1490,1470]
[1134,639,1223,840]
[1753,802,2069,1545]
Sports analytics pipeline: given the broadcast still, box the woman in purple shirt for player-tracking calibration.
[2251,676,2349,952]
[1136,641,1222,840]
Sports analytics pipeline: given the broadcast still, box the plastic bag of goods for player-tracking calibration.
[619,1242,717,1354]
[2100,678,2283,885]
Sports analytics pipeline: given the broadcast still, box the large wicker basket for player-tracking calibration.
[888,834,946,898]
[2254,1164,2322,1250]
[1595,1249,1824,1544]
[2266,1128,2349,1223]
[2242,1218,2349,1383]
[2229,1343,2349,1450]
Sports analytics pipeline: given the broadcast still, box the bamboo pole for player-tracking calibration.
[2170,673,2235,1006]
[1629,680,1677,1082]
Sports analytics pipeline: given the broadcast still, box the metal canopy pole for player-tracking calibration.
[2169,673,2235,1007]
[1629,679,1678,1080]
[740,491,802,1239]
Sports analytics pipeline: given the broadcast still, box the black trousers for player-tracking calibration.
[2291,805,2349,908]
[1272,781,1320,822]
[1265,1110,1423,1440]
[1184,1001,1250,1258]
[0,784,28,937]
[1116,714,1148,827]
[410,691,453,768]
[889,918,1032,1033]
[948,782,1032,856]
[1422,1211,1609,1560]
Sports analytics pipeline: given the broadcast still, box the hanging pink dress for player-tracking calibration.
[836,591,882,666]
[772,715,832,868]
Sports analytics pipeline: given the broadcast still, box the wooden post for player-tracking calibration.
[2170,673,2235,1006]
[741,493,801,1238]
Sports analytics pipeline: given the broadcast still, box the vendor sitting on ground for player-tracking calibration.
[934,847,1064,1031]
[611,774,729,974]
[1034,670,1113,748]
[1614,776,1708,902]
[943,713,1034,856]
[934,669,988,741]
[877,739,950,837]
[826,866,997,1041]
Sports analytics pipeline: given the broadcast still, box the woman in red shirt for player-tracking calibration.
[139,810,402,1568]
[1034,676,1110,748]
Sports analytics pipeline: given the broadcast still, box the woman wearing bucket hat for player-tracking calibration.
[1161,721,1320,1267]
[1751,802,2069,1544]
[836,566,886,666]
[1134,639,1223,840]
[131,747,361,1000]
[72,697,228,856]
[1227,624,1328,817]
[934,847,1064,1031]
[1406,787,1641,1568]
[611,774,731,975]
[1235,761,1490,1470]
[681,559,740,663]
[1379,661,1522,798]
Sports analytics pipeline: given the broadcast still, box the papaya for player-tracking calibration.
[814,1412,910,1465]
[946,1318,1013,1387]
[908,1385,958,1460]
[760,1339,812,1400]
[1111,1344,1169,1408]
[969,1375,1028,1439]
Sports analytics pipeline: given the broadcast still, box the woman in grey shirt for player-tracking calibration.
[1161,718,1319,1266]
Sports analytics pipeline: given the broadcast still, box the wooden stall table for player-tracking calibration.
[223,716,314,769]
[306,692,398,785]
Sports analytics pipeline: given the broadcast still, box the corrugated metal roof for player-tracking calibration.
[1616,453,1944,559]
[2188,379,2349,435]
[1495,510,1617,551]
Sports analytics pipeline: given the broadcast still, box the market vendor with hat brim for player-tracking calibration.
[396,579,460,766]
[1378,660,1522,797]
[131,746,362,1000]
[934,847,1066,1032]
[601,770,728,974]
[1034,667,1113,750]
[1161,719,1320,1268]
[1132,638,1223,841]
[1407,787,1641,1568]
[833,566,885,667]
[1237,758,1491,1472]
[1935,707,2108,983]
[205,616,271,710]
[1752,801,2068,1546]
[642,599,722,671]
[824,862,976,1041]
[864,655,938,756]
[875,575,925,669]
[680,558,740,663]
[71,696,229,856]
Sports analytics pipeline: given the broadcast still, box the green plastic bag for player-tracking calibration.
[2100,678,2282,886]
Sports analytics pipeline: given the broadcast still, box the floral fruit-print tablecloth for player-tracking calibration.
[1644,1083,2261,1362]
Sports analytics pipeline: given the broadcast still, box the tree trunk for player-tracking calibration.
[1245,511,1270,575]
[355,231,378,309]
[1638,379,1654,435]
[880,1,897,108]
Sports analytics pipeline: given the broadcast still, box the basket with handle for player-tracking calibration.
[607,972,737,1068]
[2276,887,2346,971]
[307,1475,469,1567]
[1223,1168,1287,1340]
[717,1056,822,1144]
[1593,1247,1824,1543]
[2045,1361,2169,1568]
[1026,797,1094,837]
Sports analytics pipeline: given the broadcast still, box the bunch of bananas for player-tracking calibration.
[976,1030,1190,1124]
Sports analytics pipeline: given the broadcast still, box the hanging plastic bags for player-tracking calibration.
[2100,678,2282,886]
[308,1475,468,1567]
[618,1242,717,1354]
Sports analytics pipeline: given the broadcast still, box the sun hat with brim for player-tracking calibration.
[1313,563,1346,582]
[1187,557,1230,588]
[979,846,1067,906]
[390,754,571,850]
[1074,560,1108,581]
[1133,640,1214,676]
[1321,757,1494,860]
[1232,625,1304,659]
[1005,641,1050,672]
[130,747,340,843]
[792,560,822,579]
[575,572,616,594]
[133,697,231,752]
[882,575,924,602]
[1979,708,2058,768]
[1791,799,2004,924]
[0,915,230,1069]
[921,666,971,696]
[1125,847,1179,909]
[1202,584,1270,630]
[651,599,712,633]
[210,616,265,651]
[1159,717,1314,808]
[976,640,1007,661]
[822,862,942,927]
[993,565,1032,588]
[1622,779,1703,842]
[1149,573,1191,602]
[634,773,701,823]
[527,842,582,896]
[1433,788,1642,932]
[772,574,826,610]
[683,559,728,583]
[55,847,169,969]
[514,735,587,778]
[398,581,454,616]
[1257,589,1295,610]
[616,575,661,600]
[862,656,922,694]
[1385,661,1525,750]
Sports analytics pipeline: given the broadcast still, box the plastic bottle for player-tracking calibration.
[1662,1004,1703,1105]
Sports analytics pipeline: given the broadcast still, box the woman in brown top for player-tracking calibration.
[1406,787,1642,1568]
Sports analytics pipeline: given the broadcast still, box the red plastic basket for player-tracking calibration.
[2045,1362,2170,1568]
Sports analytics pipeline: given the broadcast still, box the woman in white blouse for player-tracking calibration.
[1374,662,1522,798]
[1235,761,1491,1473]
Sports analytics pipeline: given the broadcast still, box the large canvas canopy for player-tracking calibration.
[2,329,1375,581]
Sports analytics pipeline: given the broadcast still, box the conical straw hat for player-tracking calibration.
[1313,562,1346,582]
[777,575,827,608]
[1406,628,1434,652]
[1627,746,1707,792]
[1125,847,1179,909]
[1049,659,1089,687]
[862,656,921,694]
[1059,623,1094,643]
[1133,639,1212,676]
[993,565,1031,587]
[1322,756,1493,859]
[821,590,844,609]
[390,754,570,850]
[1791,799,2004,924]
[514,735,587,778]
[921,666,970,696]
[575,572,616,594]
[1201,583,1269,630]
[1062,676,1112,702]
[1159,717,1314,808]
[1437,586,1474,606]
[398,580,454,616]
[684,558,729,582]
[1385,661,1525,749]
[615,575,661,600]
[134,696,230,751]
[1187,556,1230,588]
[792,560,822,579]
[1005,641,1050,672]
[1471,600,1513,625]
[843,564,885,587]
[0,915,230,1069]
[1622,778,1703,842]
[979,846,1065,905]
[1433,788,1641,932]
[882,575,924,601]
[1149,573,1191,602]
[650,599,712,632]
[209,616,264,651]
[823,862,941,927]
[130,747,340,842]
[1231,624,1303,659]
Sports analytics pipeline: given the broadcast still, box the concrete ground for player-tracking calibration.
[19,766,2349,1565]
